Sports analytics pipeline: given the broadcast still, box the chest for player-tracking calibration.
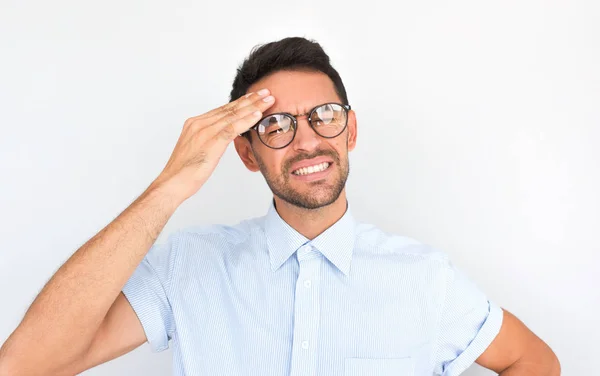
[168,250,444,375]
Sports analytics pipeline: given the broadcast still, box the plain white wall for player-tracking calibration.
[1,0,598,375]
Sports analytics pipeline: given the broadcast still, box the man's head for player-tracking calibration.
[232,37,357,210]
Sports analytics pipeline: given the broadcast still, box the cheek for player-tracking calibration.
[274,156,288,172]
[331,141,348,159]
[261,151,286,173]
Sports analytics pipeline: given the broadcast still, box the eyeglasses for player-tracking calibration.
[247,102,351,149]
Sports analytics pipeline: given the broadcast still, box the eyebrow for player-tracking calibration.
[289,111,310,117]
[264,109,309,117]
[265,103,330,118]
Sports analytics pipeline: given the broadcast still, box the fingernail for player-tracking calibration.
[263,95,274,102]
[257,89,270,96]
[253,111,262,117]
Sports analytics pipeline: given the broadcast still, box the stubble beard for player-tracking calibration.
[254,149,349,210]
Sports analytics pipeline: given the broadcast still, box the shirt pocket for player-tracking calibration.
[345,357,414,376]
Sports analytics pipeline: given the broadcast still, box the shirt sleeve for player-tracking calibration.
[433,262,504,376]
[122,231,179,352]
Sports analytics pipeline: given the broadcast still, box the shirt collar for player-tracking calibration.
[265,200,356,276]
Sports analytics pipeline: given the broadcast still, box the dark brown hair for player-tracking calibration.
[229,37,349,140]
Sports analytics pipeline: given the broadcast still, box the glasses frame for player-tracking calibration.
[247,102,352,149]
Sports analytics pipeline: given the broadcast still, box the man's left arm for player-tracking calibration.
[476,309,560,375]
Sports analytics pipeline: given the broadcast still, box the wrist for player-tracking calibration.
[144,178,187,212]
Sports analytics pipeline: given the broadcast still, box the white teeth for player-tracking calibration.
[293,162,330,176]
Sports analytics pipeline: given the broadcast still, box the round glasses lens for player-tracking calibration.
[311,104,347,137]
[257,114,295,148]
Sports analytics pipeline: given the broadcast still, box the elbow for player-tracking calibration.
[0,342,13,375]
[0,349,29,376]
[530,347,561,376]
[0,350,82,376]
[525,347,561,376]
[0,352,69,376]
[0,342,61,376]
[0,351,19,376]
[548,351,561,376]
[501,346,561,376]
[537,342,560,376]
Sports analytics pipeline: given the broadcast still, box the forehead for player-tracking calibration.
[247,70,341,115]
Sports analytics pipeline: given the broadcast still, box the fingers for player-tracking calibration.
[200,95,275,142]
[194,89,271,122]
[205,98,272,142]
[210,93,274,127]
[197,106,266,159]
[183,89,274,140]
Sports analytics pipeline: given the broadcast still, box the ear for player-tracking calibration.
[234,135,261,172]
[347,109,357,151]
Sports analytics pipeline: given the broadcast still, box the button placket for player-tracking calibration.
[289,245,322,376]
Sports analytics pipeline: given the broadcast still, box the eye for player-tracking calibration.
[313,104,335,125]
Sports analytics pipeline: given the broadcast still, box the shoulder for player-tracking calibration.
[175,215,264,246]
[354,222,450,266]
[147,216,266,281]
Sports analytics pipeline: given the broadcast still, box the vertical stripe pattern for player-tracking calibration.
[122,201,503,375]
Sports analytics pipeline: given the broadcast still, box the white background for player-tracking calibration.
[1,0,598,375]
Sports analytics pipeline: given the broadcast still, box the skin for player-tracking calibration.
[234,70,356,239]
[0,89,277,375]
[241,71,560,375]
[0,70,560,375]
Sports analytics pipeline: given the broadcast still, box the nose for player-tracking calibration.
[291,116,321,152]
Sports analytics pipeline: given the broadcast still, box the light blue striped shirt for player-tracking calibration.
[122,201,503,375]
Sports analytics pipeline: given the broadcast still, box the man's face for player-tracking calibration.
[237,70,357,210]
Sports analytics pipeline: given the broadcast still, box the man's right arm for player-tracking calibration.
[0,89,275,375]
[0,184,180,376]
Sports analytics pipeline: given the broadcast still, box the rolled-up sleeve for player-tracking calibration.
[122,232,179,352]
[433,262,504,376]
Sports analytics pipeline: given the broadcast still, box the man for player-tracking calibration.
[0,37,559,375]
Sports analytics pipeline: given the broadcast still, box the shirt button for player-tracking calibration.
[304,280,312,288]
[301,340,309,349]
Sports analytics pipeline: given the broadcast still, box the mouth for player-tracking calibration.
[291,161,332,176]
[289,161,334,182]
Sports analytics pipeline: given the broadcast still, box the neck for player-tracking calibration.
[273,190,348,240]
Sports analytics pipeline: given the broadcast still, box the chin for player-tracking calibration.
[279,189,342,210]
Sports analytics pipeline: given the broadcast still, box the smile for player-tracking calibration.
[292,162,331,176]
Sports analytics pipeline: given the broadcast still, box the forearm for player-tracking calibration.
[0,88,274,375]
[0,181,181,371]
